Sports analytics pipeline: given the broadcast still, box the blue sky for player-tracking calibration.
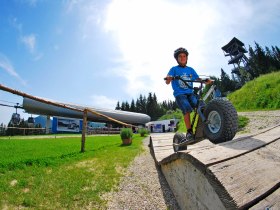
[1,0,280,125]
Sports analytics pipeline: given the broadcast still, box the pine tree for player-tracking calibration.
[130,99,136,112]
[146,92,159,120]
[121,102,126,111]
[125,101,130,111]
[137,94,147,114]
[247,42,280,77]
[115,101,121,110]
[220,68,236,94]
[248,45,259,78]
[254,42,269,75]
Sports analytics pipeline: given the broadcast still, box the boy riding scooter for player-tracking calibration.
[165,47,213,144]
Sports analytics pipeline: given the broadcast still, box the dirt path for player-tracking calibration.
[237,110,280,134]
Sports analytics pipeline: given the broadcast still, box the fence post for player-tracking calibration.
[81,109,88,152]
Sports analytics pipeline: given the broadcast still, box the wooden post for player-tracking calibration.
[81,109,88,153]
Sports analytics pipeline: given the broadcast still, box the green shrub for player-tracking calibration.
[138,128,149,137]
[120,128,133,139]
[238,115,249,129]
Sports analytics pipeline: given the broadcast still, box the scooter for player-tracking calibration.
[164,76,238,152]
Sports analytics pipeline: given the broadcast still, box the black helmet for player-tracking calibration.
[174,47,189,59]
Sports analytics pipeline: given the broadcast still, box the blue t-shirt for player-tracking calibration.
[167,65,199,97]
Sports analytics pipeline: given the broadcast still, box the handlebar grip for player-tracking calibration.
[164,77,175,81]
[202,78,213,83]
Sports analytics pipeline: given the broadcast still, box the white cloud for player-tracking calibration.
[21,34,36,54]
[64,0,81,13]
[65,0,279,104]
[103,0,219,101]
[0,53,27,86]
[10,17,43,60]
[20,33,43,60]
[10,17,22,33]
[89,94,117,109]
[63,0,103,41]
[103,0,280,102]
[25,0,38,7]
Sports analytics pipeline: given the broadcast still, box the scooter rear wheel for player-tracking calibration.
[173,132,187,152]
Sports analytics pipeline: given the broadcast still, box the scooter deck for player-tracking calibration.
[173,139,197,147]
[173,137,205,147]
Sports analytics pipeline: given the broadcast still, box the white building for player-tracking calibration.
[146,119,179,133]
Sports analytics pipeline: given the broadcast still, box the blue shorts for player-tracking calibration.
[175,94,198,115]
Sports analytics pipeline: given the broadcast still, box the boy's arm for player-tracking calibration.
[204,79,214,85]
[197,78,214,85]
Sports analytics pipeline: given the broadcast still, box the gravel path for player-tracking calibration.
[237,110,280,134]
[105,110,280,210]
[104,138,180,210]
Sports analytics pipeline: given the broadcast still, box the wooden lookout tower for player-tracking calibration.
[222,37,250,85]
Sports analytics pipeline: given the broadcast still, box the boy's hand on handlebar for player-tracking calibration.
[164,76,173,84]
[203,78,214,85]
[164,76,181,80]
[164,76,173,80]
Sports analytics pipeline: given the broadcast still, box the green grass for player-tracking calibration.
[228,71,280,111]
[0,135,145,209]
[237,116,250,129]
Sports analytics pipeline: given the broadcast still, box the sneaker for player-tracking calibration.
[179,137,188,144]
[186,132,195,142]
[178,132,195,145]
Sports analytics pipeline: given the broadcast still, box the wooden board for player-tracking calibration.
[150,133,174,163]
[149,124,280,209]
[209,139,280,209]
[184,125,280,166]
[249,188,280,210]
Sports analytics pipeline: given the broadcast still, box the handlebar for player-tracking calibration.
[164,76,212,84]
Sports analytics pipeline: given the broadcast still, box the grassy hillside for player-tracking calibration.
[228,71,280,111]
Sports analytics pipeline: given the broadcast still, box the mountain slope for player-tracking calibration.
[228,71,280,111]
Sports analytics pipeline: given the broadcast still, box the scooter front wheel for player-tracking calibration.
[203,98,238,143]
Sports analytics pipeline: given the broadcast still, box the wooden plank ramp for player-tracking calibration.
[149,124,280,210]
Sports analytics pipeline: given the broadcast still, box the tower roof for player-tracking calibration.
[222,37,246,53]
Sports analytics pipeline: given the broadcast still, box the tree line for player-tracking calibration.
[116,42,279,120]
[0,120,44,136]
[115,93,177,121]
[214,42,280,93]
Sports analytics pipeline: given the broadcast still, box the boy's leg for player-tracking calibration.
[175,94,195,141]
[184,112,192,130]
[184,112,194,140]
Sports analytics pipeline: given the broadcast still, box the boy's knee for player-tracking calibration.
[182,106,193,115]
